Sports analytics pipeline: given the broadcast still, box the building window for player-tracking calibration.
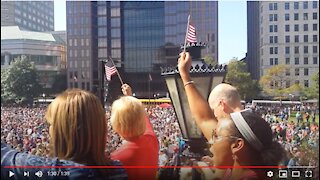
[295,47,299,54]
[294,24,299,31]
[286,58,290,64]
[111,18,121,27]
[313,35,318,42]
[313,12,318,20]
[285,46,290,54]
[286,69,291,76]
[304,57,309,64]
[303,13,308,20]
[111,8,121,17]
[313,24,318,31]
[304,80,309,87]
[69,72,73,79]
[285,36,290,43]
[295,68,300,76]
[285,81,291,88]
[274,58,278,65]
[303,1,308,9]
[269,14,278,21]
[294,2,299,9]
[270,47,274,54]
[285,2,290,10]
[313,57,318,64]
[295,80,300,85]
[269,3,278,10]
[97,6,107,15]
[313,1,318,9]
[295,57,300,65]
[285,13,290,21]
[303,46,309,54]
[285,25,290,32]
[295,35,299,42]
[294,13,299,20]
[303,24,308,31]
[87,82,90,91]
[270,58,274,65]
[313,46,318,53]
[304,35,308,42]
[269,36,278,43]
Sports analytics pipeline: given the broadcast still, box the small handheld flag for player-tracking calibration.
[104,60,117,81]
[183,15,197,52]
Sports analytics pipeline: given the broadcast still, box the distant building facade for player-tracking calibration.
[247,1,319,88]
[1,26,66,90]
[66,1,218,101]
[1,1,54,32]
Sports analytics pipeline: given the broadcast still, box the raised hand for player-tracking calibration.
[121,84,133,96]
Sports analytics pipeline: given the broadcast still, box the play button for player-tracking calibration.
[9,171,14,177]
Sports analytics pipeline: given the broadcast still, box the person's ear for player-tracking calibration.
[231,138,245,154]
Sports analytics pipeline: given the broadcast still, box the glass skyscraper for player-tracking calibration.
[66,1,218,101]
[1,1,54,32]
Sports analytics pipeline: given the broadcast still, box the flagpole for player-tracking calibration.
[183,15,191,52]
[108,56,124,85]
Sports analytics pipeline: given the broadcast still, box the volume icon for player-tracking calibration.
[35,171,43,177]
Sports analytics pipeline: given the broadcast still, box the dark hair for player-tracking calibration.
[230,111,285,166]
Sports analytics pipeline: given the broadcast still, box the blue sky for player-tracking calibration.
[54,1,247,64]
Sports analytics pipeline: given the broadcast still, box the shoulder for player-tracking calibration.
[1,143,127,180]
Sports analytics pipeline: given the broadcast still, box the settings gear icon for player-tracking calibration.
[267,171,274,178]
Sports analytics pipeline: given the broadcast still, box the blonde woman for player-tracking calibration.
[2,89,127,179]
[110,84,159,180]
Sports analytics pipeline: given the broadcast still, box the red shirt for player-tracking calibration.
[111,117,159,180]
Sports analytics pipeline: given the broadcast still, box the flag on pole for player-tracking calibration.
[73,75,78,82]
[186,23,197,43]
[148,73,153,81]
[105,60,117,81]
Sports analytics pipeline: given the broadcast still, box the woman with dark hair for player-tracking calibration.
[208,110,285,179]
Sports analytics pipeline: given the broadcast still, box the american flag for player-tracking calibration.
[186,23,197,43]
[105,60,117,81]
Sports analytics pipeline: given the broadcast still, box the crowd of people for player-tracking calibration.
[1,52,319,179]
[253,104,319,170]
[2,102,319,169]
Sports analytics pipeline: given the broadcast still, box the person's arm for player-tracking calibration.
[177,52,217,141]
[121,84,156,137]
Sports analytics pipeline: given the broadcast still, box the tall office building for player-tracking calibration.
[247,1,319,89]
[66,1,218,100]
[1,1,54,32]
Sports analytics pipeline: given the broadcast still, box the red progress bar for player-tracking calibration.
[3,166,287,169]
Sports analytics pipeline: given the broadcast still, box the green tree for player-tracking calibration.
[225,59,260,101]
[1,56,42,105]
[259,65,300,100]
[203,55,217,66]
[302,71,319,101]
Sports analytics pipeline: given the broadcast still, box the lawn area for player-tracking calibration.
[287,113,319,125]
